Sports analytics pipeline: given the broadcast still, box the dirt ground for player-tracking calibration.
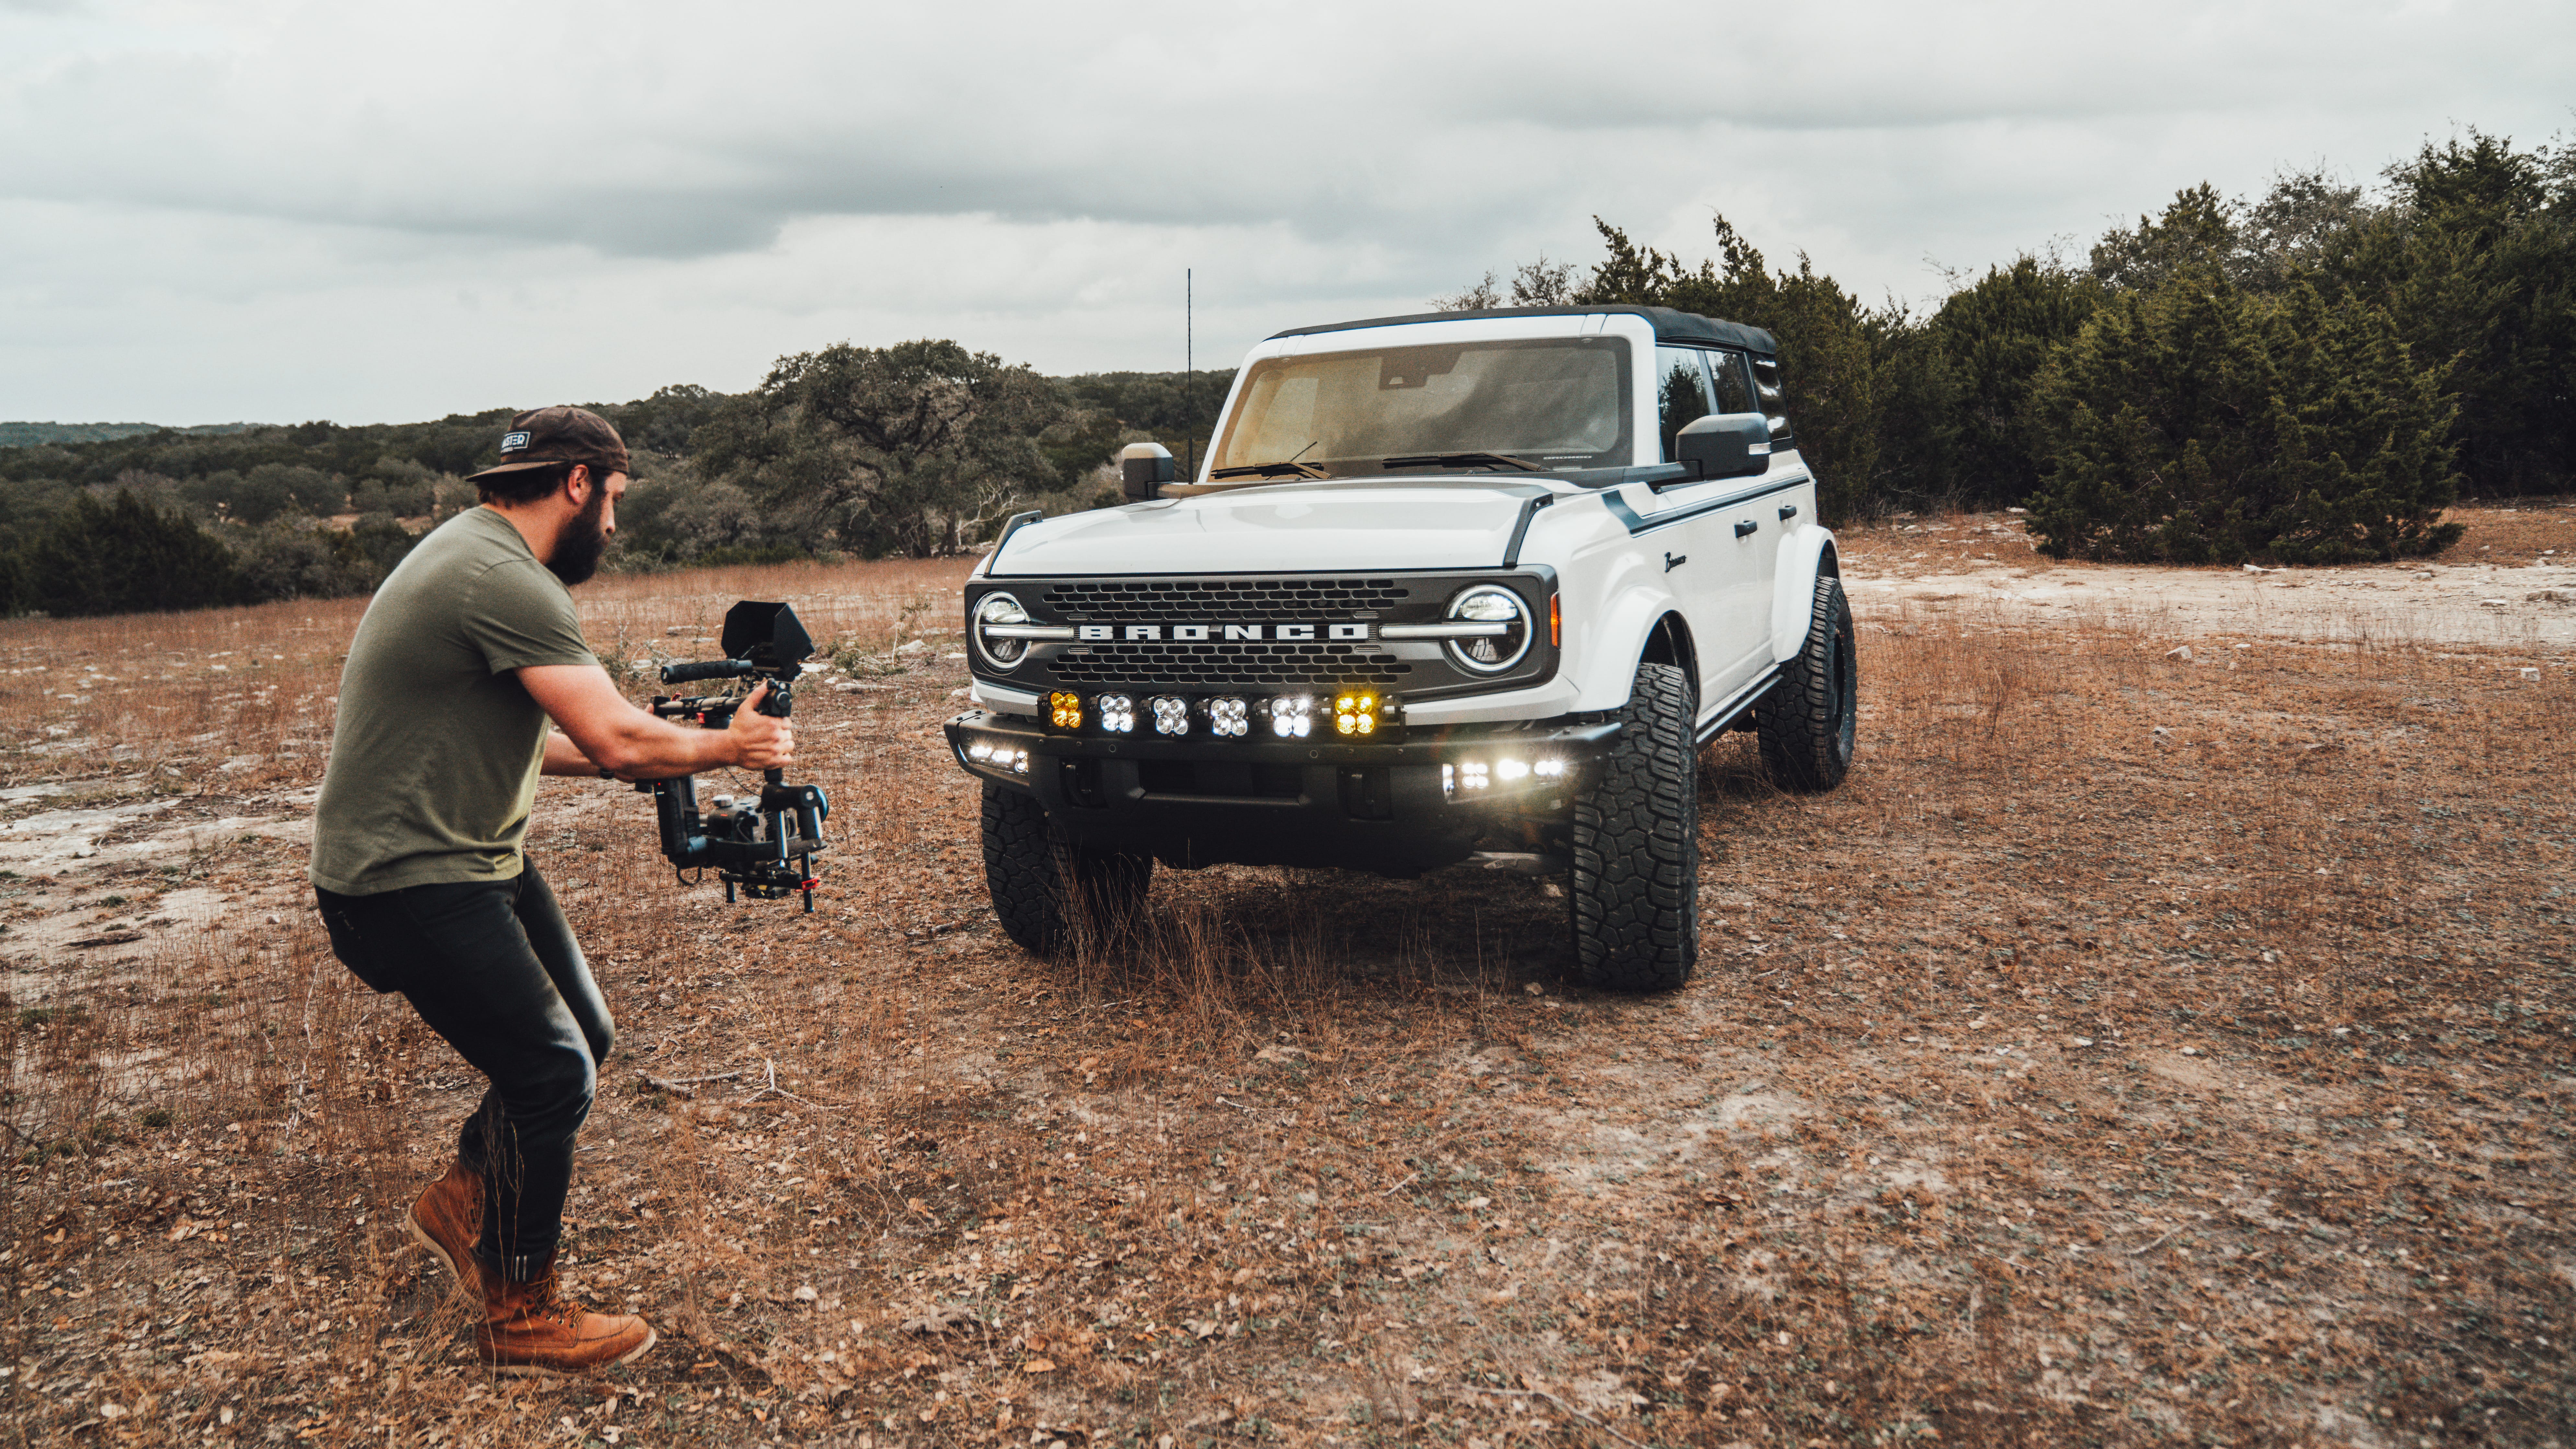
[1,510,2569,1448]
[1845,500,2576,651]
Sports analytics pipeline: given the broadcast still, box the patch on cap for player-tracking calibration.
[500,431,533,452]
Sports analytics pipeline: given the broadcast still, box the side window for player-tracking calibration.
[1654,346,1713,462]
[1707,350,1756,415]
[1749,355,1793,445]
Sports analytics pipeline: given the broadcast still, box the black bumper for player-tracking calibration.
[943,710,1620,874]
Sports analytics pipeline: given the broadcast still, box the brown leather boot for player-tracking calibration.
[476,1257,655,1376]
[405,1157,488,1299]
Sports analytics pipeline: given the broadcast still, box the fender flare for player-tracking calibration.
[1576,584,1696,712]
[1768,524,1840,664]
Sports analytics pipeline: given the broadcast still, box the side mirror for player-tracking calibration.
[1674,413,1772,481]
[1120,442,1176,501]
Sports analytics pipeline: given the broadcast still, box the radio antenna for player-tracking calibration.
[1185,268,1193,481]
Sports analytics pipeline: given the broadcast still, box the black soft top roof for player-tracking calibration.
[1269,305,1776,356]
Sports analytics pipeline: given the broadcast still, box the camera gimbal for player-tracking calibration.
[639,600,831,910]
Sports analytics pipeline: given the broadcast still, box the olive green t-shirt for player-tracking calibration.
[309,507,597,894]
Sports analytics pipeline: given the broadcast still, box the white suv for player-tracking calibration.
[946,305,1856,990]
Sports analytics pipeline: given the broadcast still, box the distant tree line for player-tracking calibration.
[6,125,2560,612]
[1443,128,2570,563]
[0,365,1233,615]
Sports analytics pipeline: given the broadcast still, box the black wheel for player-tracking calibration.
[1569,661,1699,992]
[979,783,1153,955]
[1755,573,1857,793]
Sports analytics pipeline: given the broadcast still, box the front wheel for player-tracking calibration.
[1568,661,1699,992]
[979,784,1153,955]
[1754,573,1857,792]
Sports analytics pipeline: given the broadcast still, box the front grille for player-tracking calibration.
[1041,578,1411,621]
[1048,640,1411,688]
[972,570,1555,701]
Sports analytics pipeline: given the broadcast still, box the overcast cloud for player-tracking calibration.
[4,0,2569,424]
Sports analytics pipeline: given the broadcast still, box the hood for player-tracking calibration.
[987,479,1554,576]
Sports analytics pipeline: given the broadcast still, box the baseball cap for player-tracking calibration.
[465,405,632,483]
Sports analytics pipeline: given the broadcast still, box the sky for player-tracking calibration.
[3,0,2570,426]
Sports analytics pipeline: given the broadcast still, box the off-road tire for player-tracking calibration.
[980,783,1153,955]
[1569,661,1699,991]
[1755,573,1857,793]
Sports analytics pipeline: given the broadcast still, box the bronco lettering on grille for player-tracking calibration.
[1073,623,1373,642]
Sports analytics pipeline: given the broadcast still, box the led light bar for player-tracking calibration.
[963,738,1030,775]
[1268,695,1314,738]
[1334,691,1378,736]
[1441,754,1566,802]
[1208,696,1248,737]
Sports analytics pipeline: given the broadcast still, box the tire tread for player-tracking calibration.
[1569,661,1699,992]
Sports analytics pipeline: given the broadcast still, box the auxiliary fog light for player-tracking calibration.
[1443,759,1490,801]
[1098,693,1136,734]
[964,739,1029,774]
[1148,694,1191,737]
[1208,696,1248,737]
[1495,757,1530,783]
[1533,757,1567,779]
[1333,690,1379,736]
[1048,691,1083,729]
[1268,695,1315,738]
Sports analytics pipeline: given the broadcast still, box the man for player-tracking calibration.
[310,406,792,1375]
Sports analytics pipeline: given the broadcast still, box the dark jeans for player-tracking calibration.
[314,861,612,1281]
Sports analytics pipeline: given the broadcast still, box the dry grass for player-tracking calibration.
[2,547,2570,1448]
[1834,495,2576,577]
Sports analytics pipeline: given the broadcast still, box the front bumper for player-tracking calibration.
[943,710,1619,873]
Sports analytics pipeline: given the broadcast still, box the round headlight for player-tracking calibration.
[973,592,1033,670]
[1446,584,1531,673]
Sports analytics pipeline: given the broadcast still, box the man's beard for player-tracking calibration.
[546,487,610,586]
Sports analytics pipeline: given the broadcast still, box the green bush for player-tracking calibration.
[2024,266,2462,564]
[232,517,389,602]
[25,489,246,616]
[1925,258,2102,505]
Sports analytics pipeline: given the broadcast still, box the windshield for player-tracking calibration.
[1208,337,1633,479]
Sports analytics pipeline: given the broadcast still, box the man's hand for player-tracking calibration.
[728,683,795,771]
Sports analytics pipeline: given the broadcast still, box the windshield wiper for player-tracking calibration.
[1210,459,1331,480]
[1380,452,1543,472]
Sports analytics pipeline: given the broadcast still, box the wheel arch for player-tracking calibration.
[1768,524,1841,664]
[1638,609,1699,689]
[1571,582,1695,712]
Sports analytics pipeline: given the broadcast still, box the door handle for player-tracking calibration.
[1779,504,1799,521]
[1663,551,1687,572]
[1734,520,1759,538]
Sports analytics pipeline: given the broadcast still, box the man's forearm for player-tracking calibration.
[540,731,601,777]
[519,665,789,780]
[596,714,752,781]
[542,716,740,780]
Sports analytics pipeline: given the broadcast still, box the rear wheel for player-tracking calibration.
[1755,573,1857,792]
[1568,661,1699,992]
[980,784,1153,955]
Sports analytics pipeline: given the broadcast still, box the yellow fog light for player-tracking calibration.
[1334,691,1379,736]
[1048,691,1083,729]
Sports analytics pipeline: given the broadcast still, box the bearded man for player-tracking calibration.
[309,406,792,1374]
